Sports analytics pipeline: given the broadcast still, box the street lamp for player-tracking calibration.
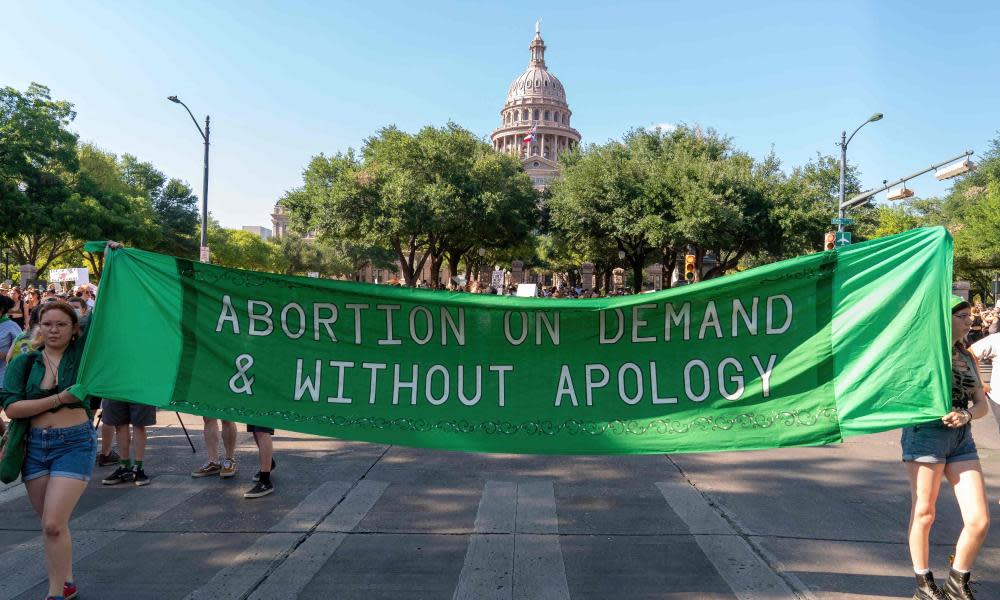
[475,247,486,284]
[167,95,211,262]
[838,112,883,233]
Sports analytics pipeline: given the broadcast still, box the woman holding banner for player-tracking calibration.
[902,296,990,600]
[1,300,95,600]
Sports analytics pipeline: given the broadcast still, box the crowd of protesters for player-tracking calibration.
[420,278,640,297]
[0,272,274,600]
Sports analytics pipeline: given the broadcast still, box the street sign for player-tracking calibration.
[831,218,854,225]
[835,231,852,247]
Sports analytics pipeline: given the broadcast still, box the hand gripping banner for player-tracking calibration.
[75,227,953,455]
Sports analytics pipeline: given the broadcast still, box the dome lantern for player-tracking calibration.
[529,20,546,68]
[490,22,582,190]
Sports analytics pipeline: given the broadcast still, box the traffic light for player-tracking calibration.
[684,254,697,282]
[824,232,836,251]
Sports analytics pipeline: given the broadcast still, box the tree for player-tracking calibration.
[943,135,1000,301]
[268,234,335,276]
[0,84,194,280]
[280,123,537,286]
[548,125,779,291]
[73,144,159,277]
[547,135,654,292]
[206,220,275,271]
[765,153,867,261]
[119,154,199,258]
[0,83,85,272]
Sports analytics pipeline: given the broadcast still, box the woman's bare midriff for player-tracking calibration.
[30,406,89,429]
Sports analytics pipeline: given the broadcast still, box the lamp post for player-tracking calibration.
[167,95,211,262]
[476,247,486,283]
[838,112,883,234]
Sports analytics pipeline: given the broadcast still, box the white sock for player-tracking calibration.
[914,567,930,575]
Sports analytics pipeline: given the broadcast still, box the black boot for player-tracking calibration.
[914,571,948,600]
[942,568,975,600]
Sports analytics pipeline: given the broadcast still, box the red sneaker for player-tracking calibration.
[64,581,78,599]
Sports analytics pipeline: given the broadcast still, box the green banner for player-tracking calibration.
[75,227,952,455]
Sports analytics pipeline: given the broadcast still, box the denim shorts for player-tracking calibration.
[901,421,979,464]
[23,421,98,482]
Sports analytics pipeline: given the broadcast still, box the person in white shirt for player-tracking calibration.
[969,332,1000,425]
[969,332,1000,364]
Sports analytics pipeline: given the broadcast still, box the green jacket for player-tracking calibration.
[1,318,90,411]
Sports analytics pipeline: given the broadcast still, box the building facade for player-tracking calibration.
[491,23,581,189]
[242,225,272,240]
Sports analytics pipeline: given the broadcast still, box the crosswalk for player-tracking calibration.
[0,474,803,599]
[0,479,27,505]
[0,475,203,599]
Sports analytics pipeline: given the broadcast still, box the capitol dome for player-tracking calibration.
[491,22,581,189]
[506,66,567,106]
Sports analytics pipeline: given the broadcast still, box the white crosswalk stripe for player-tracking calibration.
[453,481,516,600]
[656,480,806,600]
[186,480,388,600]
[511,481,569,600]
[0,474,202,599]
[314,479,389,533]
[454,480,570,600]
[245,479,389,600]
[184,480,357,600]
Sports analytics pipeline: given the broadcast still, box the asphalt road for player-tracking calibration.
[1,410,998,600]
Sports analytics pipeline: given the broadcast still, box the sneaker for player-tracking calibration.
[191,461,221,478]
[133,467,150,486]
[220,458,237,478]
[63,581,78,599]
[102,466,134,485]
[252,459,277,482]
[243,480,274,499]
[96,449,121,466]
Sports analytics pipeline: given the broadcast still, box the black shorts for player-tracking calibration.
[247,424,274,435]
[101,399,157,427]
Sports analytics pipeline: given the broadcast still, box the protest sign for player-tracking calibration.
[75,227,952,454]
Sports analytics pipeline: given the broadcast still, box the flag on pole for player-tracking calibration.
[523,125,537,144]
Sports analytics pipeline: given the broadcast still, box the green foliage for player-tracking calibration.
[119,153,199,257]
[280,122,537,286]
[766,153,862,258]
[547,125,785,290]
[0,83,200,281]
[206,220,275,271]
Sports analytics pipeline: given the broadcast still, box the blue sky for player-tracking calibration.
[3,1,998,229]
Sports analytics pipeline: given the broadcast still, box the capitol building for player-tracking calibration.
[491,23,581,189]
[274,23,579,236]
[269,23,587,286]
